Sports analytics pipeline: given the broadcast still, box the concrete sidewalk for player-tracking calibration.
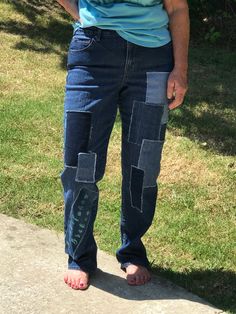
[0,213,224,314]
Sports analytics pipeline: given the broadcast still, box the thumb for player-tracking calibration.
[167,77,175,99]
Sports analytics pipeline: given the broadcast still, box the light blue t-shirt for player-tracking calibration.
[73,0,171,47]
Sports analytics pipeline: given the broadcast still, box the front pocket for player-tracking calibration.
[69,36,96,52]
[69,28,98,53]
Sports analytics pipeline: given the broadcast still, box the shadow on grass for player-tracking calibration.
[168,102,236,156]
[0,0,71,68]
[1,0,235,156]
[151,266,236,313]
[168,45,236,157]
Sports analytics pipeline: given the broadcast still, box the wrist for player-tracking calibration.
[72,13,80,20]
[173,63,188,73]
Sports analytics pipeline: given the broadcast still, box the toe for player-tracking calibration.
[127,274,136,285]
[140,275,146,284]
[79,282,86,289]
[71,278,77,289]
[64,273,68,284]
[71,276,80,290]
[74,278,80,289]
[79,277,88,290]
[135,275,142,285]
[67,278,72,286]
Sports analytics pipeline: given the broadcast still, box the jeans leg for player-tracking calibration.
[116,42,174,270]
[60,28,123,273]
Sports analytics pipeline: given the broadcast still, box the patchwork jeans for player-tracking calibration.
[60,26,174,273]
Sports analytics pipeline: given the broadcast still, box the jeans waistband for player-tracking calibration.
[74,26,121,39]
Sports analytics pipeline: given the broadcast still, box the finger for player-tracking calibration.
[168,94,184,110]
[167,78,175,99]
[169,83,185,107]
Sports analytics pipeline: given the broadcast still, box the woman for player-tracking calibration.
[57,0,189,290]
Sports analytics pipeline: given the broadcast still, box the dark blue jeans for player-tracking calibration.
[60,26,174,273]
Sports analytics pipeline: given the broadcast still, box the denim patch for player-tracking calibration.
[65,186,99,259]
[140,185,158,219]
[138,139,164,187]
[128,100,164,145]
[160,123,167,141]
[129,165,144,212]
[161,103,169,124]
[75,152,97,183]
[146,72,170,105]
[64,111,92,166]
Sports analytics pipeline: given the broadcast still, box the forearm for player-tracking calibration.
[163,0,189,109]
[167,3,190,72]
[56,0,80,20]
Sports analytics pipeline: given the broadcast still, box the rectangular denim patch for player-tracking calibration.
[65,111,92,166]
[129,165,144,212]
[161,103,169,124]
[138,139,164,187]
[75,152,97,183]
[128,100,164,145]
[146,72,170,104]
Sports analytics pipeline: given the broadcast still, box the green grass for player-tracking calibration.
[0,1,236,312]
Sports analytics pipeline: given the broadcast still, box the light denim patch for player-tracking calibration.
[146,71,170,104]
[161,103,169,124]
[129,165,144,213]
[138,139,164,187]
[146,72,170,125]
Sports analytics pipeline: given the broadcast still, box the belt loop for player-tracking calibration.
[96,27,102,41]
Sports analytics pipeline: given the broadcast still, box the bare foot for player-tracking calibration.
[125,264,151,286]
[64,269,89,290]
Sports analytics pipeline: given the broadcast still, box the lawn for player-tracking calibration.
[0,1,235,312]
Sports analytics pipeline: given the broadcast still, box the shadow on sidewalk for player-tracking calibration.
[90,268,235,313]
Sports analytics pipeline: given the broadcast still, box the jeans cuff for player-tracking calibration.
[120,262,133,270]
[68,255,97,275]
[120,260,151,273]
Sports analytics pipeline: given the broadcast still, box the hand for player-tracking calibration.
[167,68,188,110]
